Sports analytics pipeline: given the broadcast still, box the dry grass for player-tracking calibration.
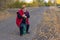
[0,11,13,21]
[32,7,60,40]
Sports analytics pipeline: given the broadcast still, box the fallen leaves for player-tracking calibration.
[32,7,60,40]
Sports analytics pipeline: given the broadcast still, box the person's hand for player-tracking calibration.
[22,14,25,17]
[24,16,27,18]
[22,14,27,18]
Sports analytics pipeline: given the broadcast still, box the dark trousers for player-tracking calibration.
[26,24,29,33]
[19,24,30,35]
[19,26,23,35]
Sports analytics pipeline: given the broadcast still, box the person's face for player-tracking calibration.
[22,5,26,9]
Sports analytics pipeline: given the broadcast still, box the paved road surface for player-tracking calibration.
[0,7,48,40]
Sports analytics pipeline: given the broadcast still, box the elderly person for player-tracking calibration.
[16,5,30,36]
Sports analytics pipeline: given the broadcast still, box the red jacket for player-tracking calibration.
[16,9,30,27]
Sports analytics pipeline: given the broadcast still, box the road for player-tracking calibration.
[0,7,47,40]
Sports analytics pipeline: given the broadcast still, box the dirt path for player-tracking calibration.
[0,7,46,40]
[1,7,59,40]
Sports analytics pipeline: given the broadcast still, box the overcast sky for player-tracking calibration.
[44,0,49,2]
[44,0,54,3]
[19,0,54,3]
